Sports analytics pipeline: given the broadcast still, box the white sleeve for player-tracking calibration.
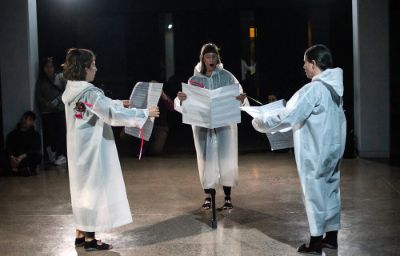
[111,99,124,107]
[255,84,320,133]
[89,93,149,128]
[252,118,268,133]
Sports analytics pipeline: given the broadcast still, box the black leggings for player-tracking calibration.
[85,232,95,239]
[204,186,231,197]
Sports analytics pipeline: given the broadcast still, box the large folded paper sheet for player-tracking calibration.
[124,82,163,141]
[182,83,241,129]
[266,131,293,150]
[241,99,286,119]
[241,99,293,150]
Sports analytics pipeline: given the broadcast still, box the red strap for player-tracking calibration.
[188,80,205,88]
[83,102,93,107]
[138,128,145,160]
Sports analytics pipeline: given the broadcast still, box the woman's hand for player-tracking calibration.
[177,91,187,105]
[122,100,130,108]
[236,93,247,104]
[148,106,160,118]
[16,154,27,163]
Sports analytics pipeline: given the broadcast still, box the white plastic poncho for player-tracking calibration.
[175,64,249,189]
[62,81,149,232]
[252,68,346,236]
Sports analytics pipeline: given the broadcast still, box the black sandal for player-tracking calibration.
[202,197,211,210]
[218,197,233,211]
[84,239,113,251]
[74,237,85,247]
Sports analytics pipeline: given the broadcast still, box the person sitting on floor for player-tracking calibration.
[5,111,42,176]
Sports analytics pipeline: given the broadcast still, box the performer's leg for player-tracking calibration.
[322,163,341,250]
[193,127,219,209]
[217,126,239,188]
[322,230,338,249]
[74,229,85,247]
[215,126,237,211]
[84,232,95,241]
[218,186,233,210]
[202,189,212,210]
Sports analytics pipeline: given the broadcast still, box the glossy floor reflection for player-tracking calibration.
[0,152,399,256]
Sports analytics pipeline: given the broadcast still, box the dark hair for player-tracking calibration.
[22,111,36,121]
[39,57,55,78]
[304,44,332,71]
[199,43,221,75]
[63,48,95,81]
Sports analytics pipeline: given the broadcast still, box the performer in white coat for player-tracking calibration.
[252,45,346,254]
[175,43,249,210]
[62,48,159,251]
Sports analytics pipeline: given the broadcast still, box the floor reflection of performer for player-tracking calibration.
[62,48,159,251]
[175,43,249,211]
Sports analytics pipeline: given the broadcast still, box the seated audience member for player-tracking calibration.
[6,111,42,176]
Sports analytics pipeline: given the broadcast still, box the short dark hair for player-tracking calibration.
[22,111,36,120]
[304,44,332,71]
[199,43,221,75]
[63,48,95,81]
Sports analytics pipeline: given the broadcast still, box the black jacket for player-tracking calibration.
[6,125,41,157]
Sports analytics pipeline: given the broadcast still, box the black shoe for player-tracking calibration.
[322,233,338,249]
[297,243,322,254]
[202,197,211,210]
[297,236,323,255]
[75,237,85,247]
[218,197,233,211]
[84,239,113,251]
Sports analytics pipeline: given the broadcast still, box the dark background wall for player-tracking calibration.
[36,0,356,155]
[390,0,400,165]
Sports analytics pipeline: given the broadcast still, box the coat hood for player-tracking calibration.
[312,68,344,96]
[62,81,102,104]
[193,62,224,77]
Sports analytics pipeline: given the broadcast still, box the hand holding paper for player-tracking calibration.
[122,100,130,108]
[124,82,163,141]
[148,106,160,117]
[242,99,294,150]
[236,93,247,104]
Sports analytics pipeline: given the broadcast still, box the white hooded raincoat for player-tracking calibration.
[252,68,346,236]
[175,64,249,189]
[62,81,149,232]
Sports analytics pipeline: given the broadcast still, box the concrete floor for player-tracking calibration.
[0,152,399,256]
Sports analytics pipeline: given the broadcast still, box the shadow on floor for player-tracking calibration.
[121,207,306,250]
[76,247,121,256]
